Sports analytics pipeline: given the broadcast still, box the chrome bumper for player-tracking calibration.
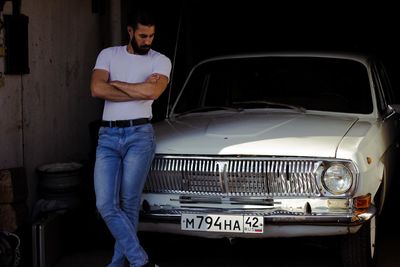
[139,206,376,238]
[140,205,376,226]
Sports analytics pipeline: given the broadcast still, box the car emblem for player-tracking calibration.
[216,160,229,193]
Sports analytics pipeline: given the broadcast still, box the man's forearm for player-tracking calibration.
[91,80,133,101]
[110,81,160,100]
[110,74,168,100]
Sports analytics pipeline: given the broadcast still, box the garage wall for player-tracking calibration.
[0,63,22,168]
[0,0,104,208]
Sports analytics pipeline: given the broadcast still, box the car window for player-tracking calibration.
[371,60,396,116]
[371,64,387,115]
[173,57,373,115]
[377,62,395,104]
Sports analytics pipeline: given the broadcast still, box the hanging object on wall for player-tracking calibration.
[4,14,29,74]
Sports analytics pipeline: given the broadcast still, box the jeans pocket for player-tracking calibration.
[98,127,107,136]
[135,124,153,134]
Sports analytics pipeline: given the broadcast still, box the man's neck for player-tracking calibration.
[126,44,135,54]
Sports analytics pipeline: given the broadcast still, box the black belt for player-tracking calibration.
[101,118,150,128]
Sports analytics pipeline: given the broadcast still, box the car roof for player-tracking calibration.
[198,51,372,66]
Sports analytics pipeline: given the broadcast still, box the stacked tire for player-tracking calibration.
[36,162,83,210]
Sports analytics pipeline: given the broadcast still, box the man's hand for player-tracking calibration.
[146,73,160,83]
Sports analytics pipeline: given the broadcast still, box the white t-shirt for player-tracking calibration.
[93,45,172,121]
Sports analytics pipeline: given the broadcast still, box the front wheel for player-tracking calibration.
[341,217,377,267]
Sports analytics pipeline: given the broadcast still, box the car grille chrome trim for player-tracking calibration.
[144,156,324,197]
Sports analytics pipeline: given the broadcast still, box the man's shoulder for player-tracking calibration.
[99,46,126,56]
[148,49,171,63]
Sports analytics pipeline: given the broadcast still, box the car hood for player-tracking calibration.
[154,111,359,158]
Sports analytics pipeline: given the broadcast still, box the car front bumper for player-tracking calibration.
[138,196,376,238]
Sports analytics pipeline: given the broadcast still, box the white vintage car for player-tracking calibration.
[139,52,400,266]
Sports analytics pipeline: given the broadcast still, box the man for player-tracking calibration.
[90,9,171,267]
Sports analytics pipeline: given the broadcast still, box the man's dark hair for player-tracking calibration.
[128,8,156,30]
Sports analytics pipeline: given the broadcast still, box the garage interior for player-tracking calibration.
[1,1,400,266]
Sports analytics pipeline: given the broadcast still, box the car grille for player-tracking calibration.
[144,156,322,197]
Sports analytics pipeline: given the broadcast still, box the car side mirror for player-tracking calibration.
[388,104,400,114]
[384,104,400,122]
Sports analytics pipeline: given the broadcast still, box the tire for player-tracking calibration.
[341,217,376,267]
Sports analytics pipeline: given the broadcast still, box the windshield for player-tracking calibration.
[172,56,373,115]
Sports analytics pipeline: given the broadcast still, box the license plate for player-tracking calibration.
[181,214,264,233]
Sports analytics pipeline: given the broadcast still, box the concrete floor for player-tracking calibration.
[51,201,400,267]
[53,249,112,267]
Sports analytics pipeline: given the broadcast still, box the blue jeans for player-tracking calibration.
[94,124,155,267]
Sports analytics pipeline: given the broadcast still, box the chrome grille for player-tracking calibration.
[144,156,322,197]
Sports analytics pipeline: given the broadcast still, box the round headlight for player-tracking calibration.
[322,164,353,195]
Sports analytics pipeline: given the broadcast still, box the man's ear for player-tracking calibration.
[127,26,134,37]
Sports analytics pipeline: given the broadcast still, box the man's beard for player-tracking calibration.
[131,38,151,55]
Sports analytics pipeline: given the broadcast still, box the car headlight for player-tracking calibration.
[322,164,353,195]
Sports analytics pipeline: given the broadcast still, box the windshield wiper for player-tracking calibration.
[233,101,306,113]
[174,106,243,118]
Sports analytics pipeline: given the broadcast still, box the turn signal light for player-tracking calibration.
[353,193,371,209]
